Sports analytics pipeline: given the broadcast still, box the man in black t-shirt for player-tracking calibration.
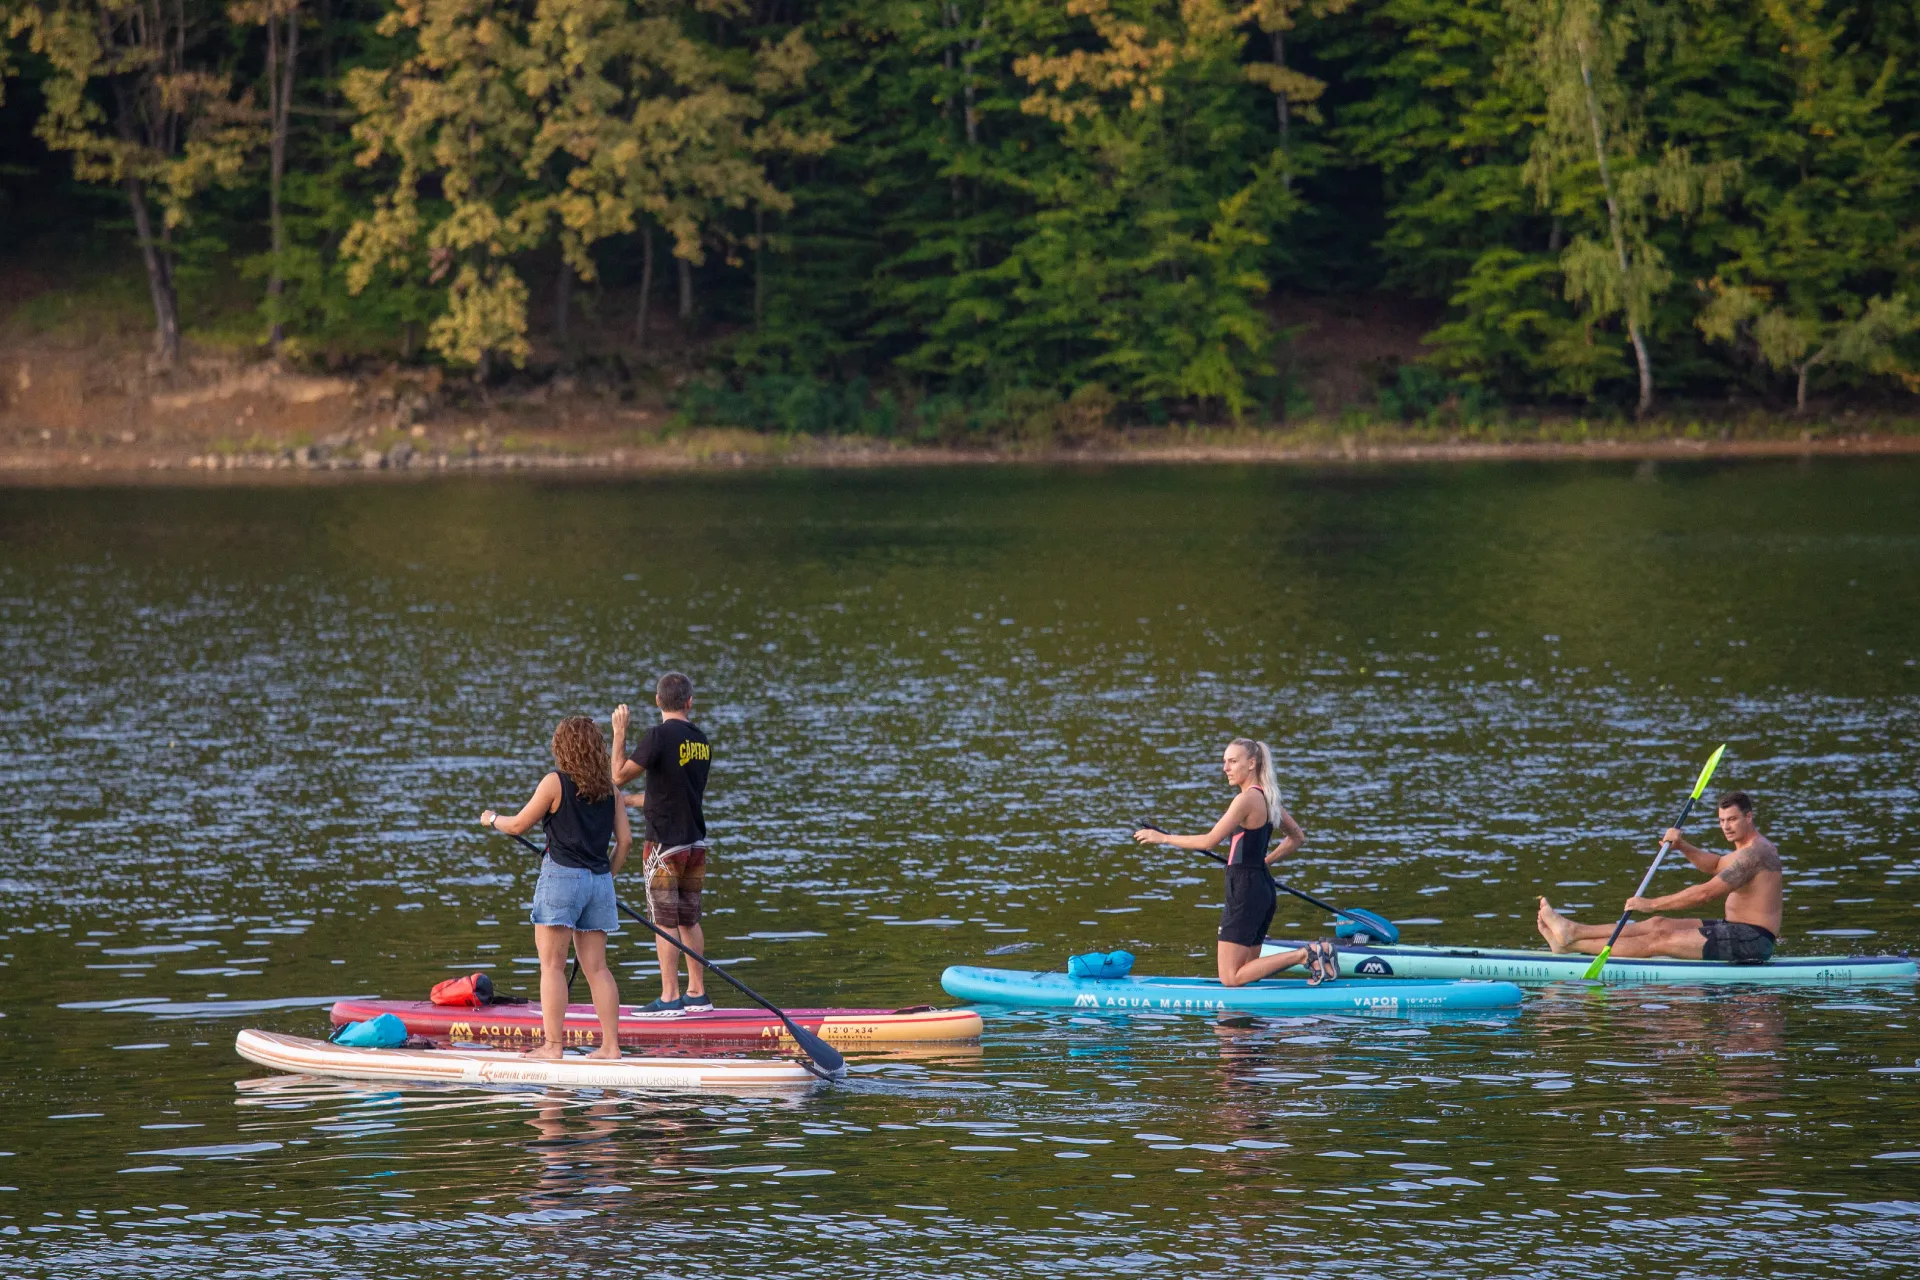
[611,671,712,1016]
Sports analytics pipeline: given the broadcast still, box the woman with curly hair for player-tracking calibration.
[482,716,632,1060]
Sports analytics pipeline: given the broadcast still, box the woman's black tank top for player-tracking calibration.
[543,771,615,875]
[1226,787,1273,871]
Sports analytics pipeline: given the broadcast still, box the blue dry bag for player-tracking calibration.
[331,1013,409,1048]
[1067,949,1136,980]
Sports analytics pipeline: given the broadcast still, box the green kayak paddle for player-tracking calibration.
[1583,743,1727,980]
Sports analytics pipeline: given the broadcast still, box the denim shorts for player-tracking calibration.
[530,857,618,933]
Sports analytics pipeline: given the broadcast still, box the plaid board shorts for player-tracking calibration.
[645,843,708,928]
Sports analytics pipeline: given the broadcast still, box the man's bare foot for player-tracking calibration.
[1536,897,1577,954]
[524,1039,566,1060]
[587,1041,621,1060]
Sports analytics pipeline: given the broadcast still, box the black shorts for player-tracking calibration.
[1699,920,1776,964]
[1219,870,1276,948]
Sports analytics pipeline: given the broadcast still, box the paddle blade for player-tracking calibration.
[1582,946,1612,980]
[1690,744,1728,800]
[606,896,845,1078]
[781,1019,846,1078]
[1334,909,1401,945]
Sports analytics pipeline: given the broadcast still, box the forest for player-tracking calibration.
[2,0,1917,432]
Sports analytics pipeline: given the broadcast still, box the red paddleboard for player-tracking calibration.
[330,997,983,1050]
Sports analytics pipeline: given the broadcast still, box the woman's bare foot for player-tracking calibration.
[587,1041,621,1061]
[524,1039,566,1060]
[1536,897,1576,953]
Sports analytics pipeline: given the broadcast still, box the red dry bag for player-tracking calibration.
[429,972,495,1007]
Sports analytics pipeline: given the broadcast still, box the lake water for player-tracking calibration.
[1,460,1917,1277]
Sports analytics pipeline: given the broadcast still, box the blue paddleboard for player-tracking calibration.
[939,965,1523,1015]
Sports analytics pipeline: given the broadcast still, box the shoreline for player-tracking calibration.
[8,339,1920,484]
[3,429,1919,484]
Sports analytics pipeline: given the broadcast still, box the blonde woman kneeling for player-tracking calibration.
[1134,738,1334,986]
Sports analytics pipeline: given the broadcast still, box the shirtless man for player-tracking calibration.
[1536,791,1783,964]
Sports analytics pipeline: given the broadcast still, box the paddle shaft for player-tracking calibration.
[1595,792,1702,955]
[496,829,845,1078]
[1141,824,1357,922]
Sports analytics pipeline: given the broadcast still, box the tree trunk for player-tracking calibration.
[1793,343,1835,415]
[553,253,571,346]
[113,74,181,371]
[1578,54,1653,417]
[266,3,300,351]
[634,225,654,346]
[945,6,959,216]
[678,255,692,323]
[753,207,764,328]
[318,0,334,94]
[1272,30,1292,194]
[125,175,181,370]
[1627,323,1653,416]
[963,22,980,147]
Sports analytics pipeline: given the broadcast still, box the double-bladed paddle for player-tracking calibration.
[1137,822,1401,945]
[495,829,846,1079]
[1582,743,1728,981]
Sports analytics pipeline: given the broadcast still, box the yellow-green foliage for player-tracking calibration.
[341,0,826,370]
[14,0,260,227]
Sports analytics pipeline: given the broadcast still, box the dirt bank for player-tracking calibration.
[5,340,1918,483]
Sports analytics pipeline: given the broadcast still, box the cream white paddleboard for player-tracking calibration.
[235,1028,815,1091]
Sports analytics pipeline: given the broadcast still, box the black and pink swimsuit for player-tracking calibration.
[1218,788,1277,947]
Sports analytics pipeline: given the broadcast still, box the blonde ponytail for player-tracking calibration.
[1230,737,1285,827]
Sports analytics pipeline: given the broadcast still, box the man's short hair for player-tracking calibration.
[656,671,694,712]
[1716,790,1754,815]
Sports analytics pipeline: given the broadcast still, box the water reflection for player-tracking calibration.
[2,462,1918,1276]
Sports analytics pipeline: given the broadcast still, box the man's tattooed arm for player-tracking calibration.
[1716,844,1779,891]
[1717,851,1761,890]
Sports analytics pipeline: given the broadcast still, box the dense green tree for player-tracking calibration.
[1689,0,1919,411]
[5,0,1919,416]
[749,0,1312,418]
[1331,0,1629,398]
[13,0,263,367]
[1512,0,1733,414]
[1007,0,1296,415]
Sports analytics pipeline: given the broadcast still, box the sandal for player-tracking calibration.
[1305,939,1339,986]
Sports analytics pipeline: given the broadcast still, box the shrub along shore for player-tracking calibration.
[3,347,1916,482]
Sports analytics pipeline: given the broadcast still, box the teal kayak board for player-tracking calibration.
[939,965,1522,1015]
[1262,939,1916,985]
